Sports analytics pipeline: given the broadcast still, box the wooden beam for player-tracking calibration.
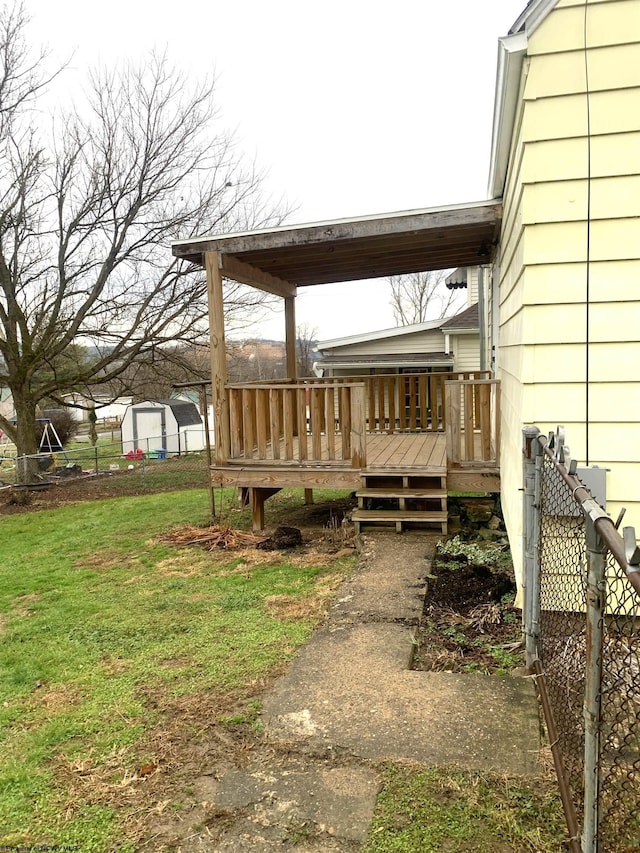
[172,200,502,259]
[218,253,297,299]
[205,251,231,465]
[285,296,297,380]
[447,470,500,493]
[211,467,361,490]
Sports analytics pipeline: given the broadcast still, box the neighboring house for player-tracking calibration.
[314,318,455,377]
[485,0,640,585]
[315,267,483,378]
[314,309,481,378]
[62,393,133,424]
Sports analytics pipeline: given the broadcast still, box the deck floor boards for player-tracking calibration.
[229,431,448,473]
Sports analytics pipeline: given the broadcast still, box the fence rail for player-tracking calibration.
[226,382,366,467]
[522,426,640,853]
[230,371,491,434]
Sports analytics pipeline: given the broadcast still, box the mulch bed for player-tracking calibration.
[412,545,523,675]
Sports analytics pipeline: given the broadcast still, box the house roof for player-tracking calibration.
[439,302,479,331]
[172,199,502,288]
[314,352,454,371]
[318,317,444,351]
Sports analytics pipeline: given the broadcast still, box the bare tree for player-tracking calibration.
[0,3,59,131]
[296,324,318,377]
[388,270,463,326]
[0,6,288,465]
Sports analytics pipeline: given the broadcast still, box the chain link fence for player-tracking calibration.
[522,426,640,853]
[0,434,210,496]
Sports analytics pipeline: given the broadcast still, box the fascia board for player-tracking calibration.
[487,32,528,199]
[509,0,559,36]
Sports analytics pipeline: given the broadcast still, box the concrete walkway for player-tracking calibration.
[206,534,541,852]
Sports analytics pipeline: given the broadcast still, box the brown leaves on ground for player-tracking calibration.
[159,524,266,551]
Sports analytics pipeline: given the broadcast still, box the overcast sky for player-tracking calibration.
[25,0,524,341]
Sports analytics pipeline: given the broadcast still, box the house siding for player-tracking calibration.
[496,0,640,590]
[451,334,481,372]
[322,328,446,357]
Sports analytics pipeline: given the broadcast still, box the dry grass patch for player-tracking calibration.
[264,594,326,621]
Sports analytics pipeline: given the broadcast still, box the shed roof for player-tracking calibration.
[172,199,502,288]
[158,400,203,427]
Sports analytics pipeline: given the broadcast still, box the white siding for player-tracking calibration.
[321,328,447,357]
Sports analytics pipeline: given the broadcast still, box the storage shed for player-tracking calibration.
[121,400,205,456]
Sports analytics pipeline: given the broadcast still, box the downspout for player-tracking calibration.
[478,266,487,371]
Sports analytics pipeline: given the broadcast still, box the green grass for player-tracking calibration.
[0,487,356,851]
[365,764,567,853]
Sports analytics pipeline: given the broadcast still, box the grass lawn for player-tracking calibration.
[0,487,356,851]
[365,764,567,853]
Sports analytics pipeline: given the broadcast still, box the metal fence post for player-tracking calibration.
[523,426,541,667]
[583,513,606,853]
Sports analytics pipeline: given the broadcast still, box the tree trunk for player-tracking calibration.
[12,390,40,484]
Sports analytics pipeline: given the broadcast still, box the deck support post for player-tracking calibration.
[249,487,281,532]
[304,489,314,505]
[285,296,297,381]
[206,251,231,466]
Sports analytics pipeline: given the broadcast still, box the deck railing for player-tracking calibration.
[226,382,366,467]
[444,379,500,467]
[263,371,491,433]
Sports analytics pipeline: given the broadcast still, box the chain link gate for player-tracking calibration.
[522,426,640,853]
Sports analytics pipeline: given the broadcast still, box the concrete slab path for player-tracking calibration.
[206,533,541,852]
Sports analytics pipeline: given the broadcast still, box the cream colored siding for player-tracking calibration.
[323,328,446,357]
[451,334,481,372]
[496,0,640,591]
[466,267,479,306]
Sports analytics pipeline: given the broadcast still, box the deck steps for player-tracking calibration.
[356,488,446,500]
[352,472,448,534]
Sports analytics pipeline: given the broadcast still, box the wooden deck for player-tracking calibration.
[211,375,501,531]
[225,432,447,473]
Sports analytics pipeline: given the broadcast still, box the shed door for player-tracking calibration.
[132,408,166,451]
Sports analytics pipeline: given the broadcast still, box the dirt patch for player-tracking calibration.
[264,594,327,621]
[51,687,266,851]
[413,539,523,675]
[11,592,42,619]
[0,468,206,515]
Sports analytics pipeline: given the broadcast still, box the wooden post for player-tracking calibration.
[199,385,215,520]
[350,384,366,468]
[285,296,298,381]
[206,251,231,466]
[250,487,265,532]
[445,382,461,465]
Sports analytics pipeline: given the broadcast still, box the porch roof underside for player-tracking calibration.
[172,199,502,288]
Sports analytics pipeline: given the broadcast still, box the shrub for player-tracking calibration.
[38,408,78,448]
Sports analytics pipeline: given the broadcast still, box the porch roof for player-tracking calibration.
[172,199,502,288]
